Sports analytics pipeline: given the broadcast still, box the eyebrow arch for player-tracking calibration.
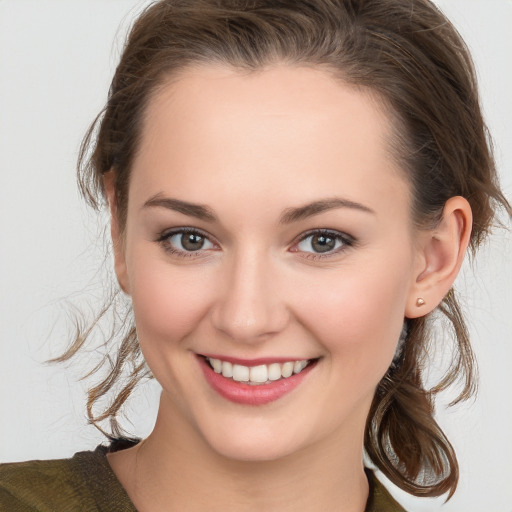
[142,194,374,224]
[279,198,375,224]
[142,194,217,222]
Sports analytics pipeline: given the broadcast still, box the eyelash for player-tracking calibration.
[157,227,217,258]
[292,229,355,260]
[156,227,355,260]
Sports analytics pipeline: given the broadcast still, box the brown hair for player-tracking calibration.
[62,0,511,500]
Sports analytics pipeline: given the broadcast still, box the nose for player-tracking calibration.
[211,248,289,343]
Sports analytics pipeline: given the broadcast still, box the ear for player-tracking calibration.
[405,196,472,318]
[103,171,130,295]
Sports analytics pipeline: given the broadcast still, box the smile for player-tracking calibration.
[206,357,311,385]
[199,355,318,405]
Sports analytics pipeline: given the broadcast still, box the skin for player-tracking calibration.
[106,65,472,512]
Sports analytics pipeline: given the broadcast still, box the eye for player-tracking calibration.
[158,228,216,256]
[294,230,354,257]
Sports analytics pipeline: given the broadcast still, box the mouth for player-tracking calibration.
[198,355,319,405]
[204,356,314,385]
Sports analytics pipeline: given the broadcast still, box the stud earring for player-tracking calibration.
[416,297,426,307]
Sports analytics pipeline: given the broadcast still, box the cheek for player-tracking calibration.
[291,261,411,374]
[127,248,215,346]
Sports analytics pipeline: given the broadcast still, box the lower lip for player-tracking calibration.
[198,356,317,405]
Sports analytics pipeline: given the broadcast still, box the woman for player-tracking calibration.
[0,0,510,510]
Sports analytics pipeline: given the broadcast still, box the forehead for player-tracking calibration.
[130,64,410,220]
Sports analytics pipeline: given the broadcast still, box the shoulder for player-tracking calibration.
[0,456,84,511]
[0,444,136,512]
[365,469,406,512]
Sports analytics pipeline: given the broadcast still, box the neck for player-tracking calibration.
[109,398,369,512]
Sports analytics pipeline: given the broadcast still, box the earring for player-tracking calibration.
[416,297,426,307]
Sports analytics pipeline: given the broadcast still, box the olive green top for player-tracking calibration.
[0,441,404,511]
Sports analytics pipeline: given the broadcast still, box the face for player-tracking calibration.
[115,65,423,462]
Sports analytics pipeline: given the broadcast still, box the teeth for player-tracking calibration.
[207,357,311,384]
[232,364,250,382]
[211,358,222,373]
[281,362,294,378]
[294,360,308,374]
[221,361,233,378]
[268,363,282,381]
[249,365,268,383]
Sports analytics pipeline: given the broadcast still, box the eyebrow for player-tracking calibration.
[142,194,374,223]
[142,194,217,222]
[279,198,375,224]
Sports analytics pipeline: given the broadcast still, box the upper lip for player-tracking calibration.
[199,353,316,366]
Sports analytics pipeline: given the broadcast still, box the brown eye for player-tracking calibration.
[181,233,205,251]
[162,229,215,254]
[310,234,336,253]
[296,230,352,256]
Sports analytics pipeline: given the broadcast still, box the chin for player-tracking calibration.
[208,435,299,463]
[197,418,309,463]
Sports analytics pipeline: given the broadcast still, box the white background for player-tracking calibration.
[0,1,510,510]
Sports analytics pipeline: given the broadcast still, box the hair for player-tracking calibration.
[58,0,511,500]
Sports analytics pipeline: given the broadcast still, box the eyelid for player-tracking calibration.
[157,226,219,257]
[157,226,213,242]
[290,229,355,258]
[156,226,355,260]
